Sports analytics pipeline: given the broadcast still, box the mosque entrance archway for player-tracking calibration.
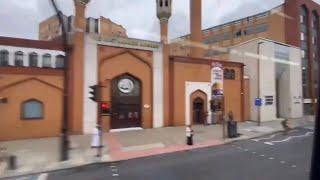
[111,74,142,129]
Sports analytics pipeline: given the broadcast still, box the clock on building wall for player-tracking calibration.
[118,78,134,94]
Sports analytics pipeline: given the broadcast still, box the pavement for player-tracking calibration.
[10,126,314,180]
[0,116,315,179]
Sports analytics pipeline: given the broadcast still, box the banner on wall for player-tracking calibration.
[211,62,224,96]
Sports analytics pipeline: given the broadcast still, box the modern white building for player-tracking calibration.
[229,38,303,122]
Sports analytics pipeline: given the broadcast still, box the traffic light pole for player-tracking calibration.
[97,85,105,157]
[50,0,70,161]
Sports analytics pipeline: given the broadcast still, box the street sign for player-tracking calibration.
[255,98,262,107]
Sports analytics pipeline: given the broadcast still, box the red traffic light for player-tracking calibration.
[100,102,111,116]
[101,102,110,110]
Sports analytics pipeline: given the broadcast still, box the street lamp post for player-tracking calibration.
[50,0,70,161]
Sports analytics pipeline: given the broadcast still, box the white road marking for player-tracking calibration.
[110,165,117,168]
[244,149,249,151]
[252,152,256,154]
[291,165,297,168]
[112,173,119,176]
[260,155,265,157]
[264,132,313,145]
[269,157,275,160]
[280,161,286,164]
[111,168,118,172]
[252,130,299,142]
[37,173,48,180]
[252,134,279,142]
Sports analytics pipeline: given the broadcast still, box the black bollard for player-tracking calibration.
[8,155,17,170]
[187,135,193,145]
[186,125,194,145]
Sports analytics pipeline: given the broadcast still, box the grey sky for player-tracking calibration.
[0,0,319,41]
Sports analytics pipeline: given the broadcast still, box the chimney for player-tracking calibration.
[190,0,203,58]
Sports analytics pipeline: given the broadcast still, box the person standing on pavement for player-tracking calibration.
[281,119,292,135]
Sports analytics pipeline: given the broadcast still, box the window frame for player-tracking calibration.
[21,99,44,120]
[29,52,38,67]
[224,68,236,80]
[0,50,9,66]
[14,51,24,66]
[55,55,65,68]
[256,23,268,33]
[42,53,52,68]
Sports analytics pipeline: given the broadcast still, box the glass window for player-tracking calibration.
[300,15,304,24]
[0,50,9,66]
[224,68,236,80]
[301,32,306,41]
[95,19,99,33]
[223,32,231,40]
[301,50,307,59]
[234,30,242,38]
[22,100,43,120]
[29,53,38,67]
[312,37,316,44]
[14,51,24,66]
[301,41,308,50]
[312,11,319,28]
[256,24,268,33]
[42,54,52,68]
[55,55,65,68]
[244,26,254,35]
[300,24,307,33]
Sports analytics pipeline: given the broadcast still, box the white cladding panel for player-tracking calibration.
[83,36,98,134]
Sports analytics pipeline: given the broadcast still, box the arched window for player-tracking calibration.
[22,99,43,120]
[165,0,169,6]
[0,50,9,66]
[14,51,24,66]
[55,55,65,68]
[300,6,308,24]
[42,53,52,68]
[160,0,163,7]
[29,52,38,67]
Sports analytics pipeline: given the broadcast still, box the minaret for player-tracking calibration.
[68,0,90,134]
[190,0,203,58]
[156,0,172,126]
[157,0,172,44]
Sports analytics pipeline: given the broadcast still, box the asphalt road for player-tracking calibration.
[11,127,314,180]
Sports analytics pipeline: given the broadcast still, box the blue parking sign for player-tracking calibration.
[255,98,262,106]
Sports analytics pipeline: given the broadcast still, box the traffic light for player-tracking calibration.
[100,102,111,116]
[89,85,98,102]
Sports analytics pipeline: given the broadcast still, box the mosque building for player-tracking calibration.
[0,0,314,140]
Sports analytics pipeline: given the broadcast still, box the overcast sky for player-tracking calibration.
[0,0,319,41]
